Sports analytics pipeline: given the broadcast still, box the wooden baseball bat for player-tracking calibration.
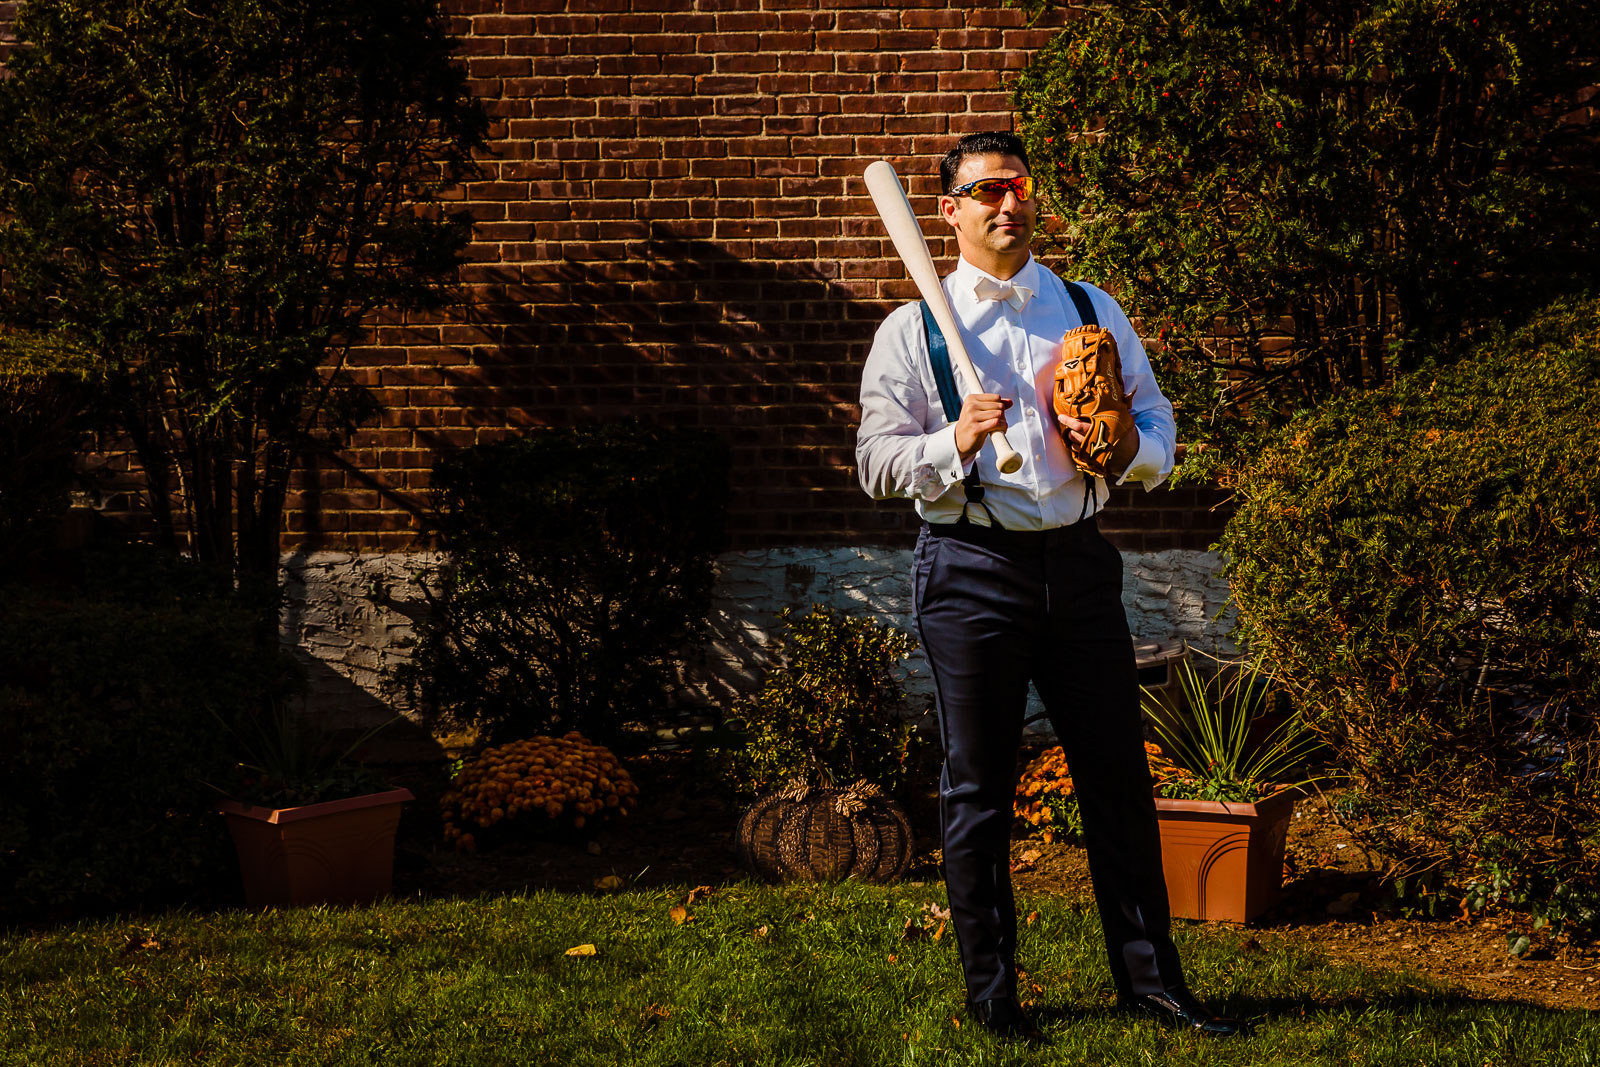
[863,160,1024,475]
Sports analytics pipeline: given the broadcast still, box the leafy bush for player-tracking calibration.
[0,330,97,559]
[1223,297,1600,930]
[400,422,730,747]
[0,545,292,920]
[717,606,929,795]
[1015,0,1600,452]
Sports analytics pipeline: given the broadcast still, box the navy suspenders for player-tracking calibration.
[919,279,1099,528]
[1062,280,1098,329]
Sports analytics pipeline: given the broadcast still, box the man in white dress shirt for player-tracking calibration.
[856,132,1242,1041]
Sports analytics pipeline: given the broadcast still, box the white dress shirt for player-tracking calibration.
[856,254,1176,530]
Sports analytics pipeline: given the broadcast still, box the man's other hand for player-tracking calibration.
[1059,413,1141,477]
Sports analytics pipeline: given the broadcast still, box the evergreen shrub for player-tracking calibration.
[716,606,929,795]
[0,545,290,921]
[401,422,730,747]
[1223,297,1600,931]
[1015,0,1600,457]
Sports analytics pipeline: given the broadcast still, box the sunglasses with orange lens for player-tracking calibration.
[949,175,1035,204]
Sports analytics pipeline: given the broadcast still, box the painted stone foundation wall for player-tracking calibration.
[280,547,1233,745]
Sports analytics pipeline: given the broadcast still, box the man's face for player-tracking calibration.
[938,153,1036,265]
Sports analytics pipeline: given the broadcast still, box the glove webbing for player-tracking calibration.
[920,282,1104,529]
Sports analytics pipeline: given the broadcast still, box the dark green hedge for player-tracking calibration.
[0,547,286,922]
[1223,297,1600,926]
[400,422,730,747]
[0,331,97,560]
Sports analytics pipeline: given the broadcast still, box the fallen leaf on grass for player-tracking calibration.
[887,953,897,964]
[902,916,927,941]
[593,875,624,891]
[640,1003,672,1028]
[669,906,690,925]
[1009,849,1042,873]
[932,920,947,941]
[685,885,715,906]
[564,944,597,957]
[120,934,161,955]
[923,902,951,922]
[951,1016,961,1029]
[1025,910,1041,926]
[753,925,769,938]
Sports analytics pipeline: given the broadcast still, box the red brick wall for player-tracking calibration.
[6,0,1231,553]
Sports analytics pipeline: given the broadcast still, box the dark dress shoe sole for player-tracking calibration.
[1123,996,1249,1037]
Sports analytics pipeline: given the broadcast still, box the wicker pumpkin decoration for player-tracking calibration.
[736,778,914,884]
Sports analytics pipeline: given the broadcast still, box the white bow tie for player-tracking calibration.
[973,275,1032,310]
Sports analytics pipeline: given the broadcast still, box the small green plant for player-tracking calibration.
[1142,654,1323,804]
[718,605,928,794]
[214,703,397,810]
[1457,837,1600,957]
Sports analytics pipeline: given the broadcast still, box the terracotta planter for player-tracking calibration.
[221,787,413,908]
[1155,788,1294,924]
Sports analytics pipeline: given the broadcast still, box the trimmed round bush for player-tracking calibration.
[1222,297,1600,927]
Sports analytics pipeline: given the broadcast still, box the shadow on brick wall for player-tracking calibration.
[417,230,914,546]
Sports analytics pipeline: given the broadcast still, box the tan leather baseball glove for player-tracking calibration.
[1052,325,1137,479]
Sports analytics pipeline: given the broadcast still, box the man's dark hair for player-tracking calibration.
[940,132,1030,194]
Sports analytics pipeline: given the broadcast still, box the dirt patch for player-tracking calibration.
[389,751,1600,1012]
[1008,790,1600,1012]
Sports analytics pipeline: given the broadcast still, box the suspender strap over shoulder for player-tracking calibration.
[1063,280,1098,327]
[919,300,1001,529]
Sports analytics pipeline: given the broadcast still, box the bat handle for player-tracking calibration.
[988,429,1024,474]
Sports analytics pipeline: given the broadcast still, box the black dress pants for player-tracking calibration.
[912,517,1187,1004]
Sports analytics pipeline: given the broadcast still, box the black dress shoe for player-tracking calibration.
[967,997,1050,1044]
[1121,988,1248,1036]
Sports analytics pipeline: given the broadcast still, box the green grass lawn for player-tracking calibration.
[2,881,1595,1066]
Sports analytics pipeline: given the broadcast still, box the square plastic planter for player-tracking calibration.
[221,787,414,908]
[1155,788,1294,924]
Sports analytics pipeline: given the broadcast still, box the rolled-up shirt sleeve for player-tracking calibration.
[856,304,969,502]
[1097,292,1177,491]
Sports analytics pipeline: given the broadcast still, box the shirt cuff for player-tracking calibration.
[1115,432,1170,491]
[924,423,972,486]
